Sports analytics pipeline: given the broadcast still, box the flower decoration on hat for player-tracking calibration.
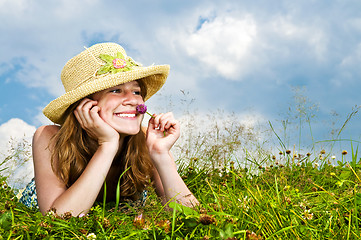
[97,52,141,75]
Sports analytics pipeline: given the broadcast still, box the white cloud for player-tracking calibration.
[34,107,53,126]
[268,16,327,61]
[0,118,36,189]
[180,15,258,80]
[0,0,29,16]
[331,42,361,87]
[0,0,360,148]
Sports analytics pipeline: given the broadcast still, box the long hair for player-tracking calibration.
[50,80,153,200]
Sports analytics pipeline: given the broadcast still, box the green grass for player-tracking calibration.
[1,147,360,239]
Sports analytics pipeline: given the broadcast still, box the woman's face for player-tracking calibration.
[91,81,145,136]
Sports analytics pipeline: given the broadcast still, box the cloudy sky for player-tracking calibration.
[1,0,361,170]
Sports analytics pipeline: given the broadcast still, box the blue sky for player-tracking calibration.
[1,0,361,158]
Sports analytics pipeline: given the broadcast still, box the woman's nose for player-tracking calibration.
[122,91,138,105]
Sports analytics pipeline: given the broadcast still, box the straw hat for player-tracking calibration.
[43,42,170,124]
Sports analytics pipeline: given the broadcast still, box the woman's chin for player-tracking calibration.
[119,128,141,137]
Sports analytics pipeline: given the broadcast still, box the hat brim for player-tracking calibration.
[43,64,169,124]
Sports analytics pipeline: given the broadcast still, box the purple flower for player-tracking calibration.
[136,104,148,114]
[137,104,166,136]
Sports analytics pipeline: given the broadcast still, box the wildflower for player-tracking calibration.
[279,151,283,155]
[275,161,279,165]
[342,150,348,155]
[199,214,216,225]
[312,187,317,192]
[136,104,165,135]
[330,172,336,176]
[286,150,291,154]
[133,213,145,229]
[314,163,319,168]
[136,104,147,114]
[39,221,51,228]
[238,196,250,211]
[306,152,311,157]
[331,155,336,160]
[303,209,314,220]
[156,219,171,233]
[246,230,263,240]
[46,208,57,217]
[61,211,72,220]
[102,217,111,229]
[320,149,326,154]
[284,196,291,204]
[283,185,291,191]
[272,155,276,160]
[87,233,97,240]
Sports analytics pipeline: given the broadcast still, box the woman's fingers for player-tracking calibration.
[74,98,98,128]
[152,113,178,132]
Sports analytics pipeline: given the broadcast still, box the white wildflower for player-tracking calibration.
[87,233,97,240]
[303,209,314,220]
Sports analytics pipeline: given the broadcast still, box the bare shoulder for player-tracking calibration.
[33,125,60,142]
[32,125,60,155]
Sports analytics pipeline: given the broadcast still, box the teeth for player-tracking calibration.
[116,113,136,118]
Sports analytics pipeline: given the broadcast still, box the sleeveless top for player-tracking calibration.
[18,178,38,208]
[17,178,148,209]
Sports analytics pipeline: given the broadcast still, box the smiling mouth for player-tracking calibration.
[115,113,137,118]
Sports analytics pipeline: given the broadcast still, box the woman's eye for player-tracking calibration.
[110,89,121,93]
[133,90,141,95]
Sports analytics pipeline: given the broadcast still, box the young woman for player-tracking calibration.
[19,42,198,216]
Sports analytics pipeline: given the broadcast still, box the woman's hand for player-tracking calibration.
[146,112,180,157]
[74,98,119,146]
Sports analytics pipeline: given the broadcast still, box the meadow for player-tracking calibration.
[0,92,361,239]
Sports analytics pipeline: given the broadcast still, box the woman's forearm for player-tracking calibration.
[49,143,118,216]
[151,152,199,207]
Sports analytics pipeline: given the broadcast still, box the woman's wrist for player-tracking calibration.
[150,151,177,169]
[97,140,119,155]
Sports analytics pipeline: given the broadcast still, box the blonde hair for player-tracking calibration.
[50,80,153,200]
